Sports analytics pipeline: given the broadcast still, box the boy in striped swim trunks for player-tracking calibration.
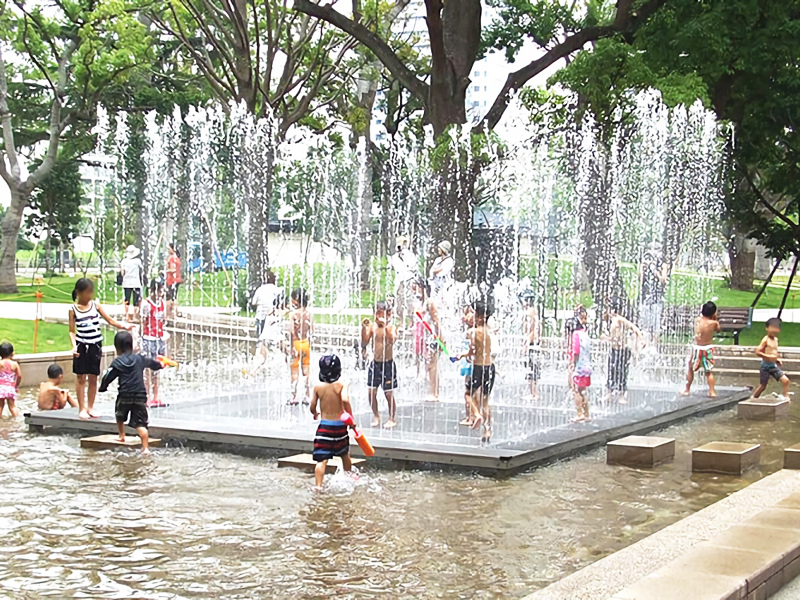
[682,301,721,398]
[310,354,353,490]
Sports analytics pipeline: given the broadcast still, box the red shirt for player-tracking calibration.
[167,255,182,286]
[142,298,166,339]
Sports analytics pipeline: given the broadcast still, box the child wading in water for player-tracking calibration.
[140,279,168,407]
[753,317,791,400]
[463,301,495,442]
[69,278,131,419]
[682,301,720,397]
[0,342,22,417]
[523,294,541,401]
[602,301,643,404]
[289,288,313,405]
[362,301,398,428]
[310,354,353,489]
[458,305,475,426]
[38,364,77,411]
[569,306,592,422]
[100,331,168,453]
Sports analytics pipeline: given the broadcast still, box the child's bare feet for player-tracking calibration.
[459,418,474,427]
[79,410,90,420]
[680,389,691,397]
[141,447,151,455]
[471,415,483,430]
[88,409,101,418]
[117,435,126,443]
[708,391,717,398]
[370,416,381,427]
[384,419,397,429]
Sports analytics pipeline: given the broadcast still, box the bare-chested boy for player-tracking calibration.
[289,288,313,405]
[753,317,791,400]
[310,354,353,489]
[682,301,720,397]
[362,301,398,429]
[603,301,643,404]
[38,364,78,411]
[465,301,495,443]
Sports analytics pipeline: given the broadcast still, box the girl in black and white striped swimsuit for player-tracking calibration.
[69,278,131,419]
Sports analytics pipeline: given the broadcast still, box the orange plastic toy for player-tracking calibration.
[340,412,375,457]
[157,355,179,368]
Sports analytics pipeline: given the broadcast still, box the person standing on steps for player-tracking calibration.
[165,243,183,321]
[120,245,144,323]
[639,242,669,347]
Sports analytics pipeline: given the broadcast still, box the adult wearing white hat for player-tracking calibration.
[120,245,144,322]
[389,235,418,327]
[429,240,455,299]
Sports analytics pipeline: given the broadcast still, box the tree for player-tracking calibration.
[146,0,361,292]
[0,0,153,292]
[294,0,669,277]
[26,158,85,272]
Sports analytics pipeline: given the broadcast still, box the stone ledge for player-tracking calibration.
[784,444,800,470]
[692,441,761,475]
[738,397,790,421]
[524,470,800,600]
[607,435,675,468]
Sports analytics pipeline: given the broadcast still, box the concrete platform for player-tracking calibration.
[25,385,750,472]
[692,441,761,475]
[525,470,800,600]
[80,434,162,449]
[738,396,790,421]
[785,443,800,470]
[277,453,366,474]
[607,435,675,468]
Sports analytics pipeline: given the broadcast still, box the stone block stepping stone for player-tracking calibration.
[692,441,760,475]
[738,396,790,421]
[784,443,800,470]
[80,434,162,450]
[277,453,365,474]
[607,435,675,468]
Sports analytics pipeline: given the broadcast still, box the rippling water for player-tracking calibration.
[1,376,796,599]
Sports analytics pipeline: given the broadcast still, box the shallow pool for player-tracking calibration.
[1,376,797,599]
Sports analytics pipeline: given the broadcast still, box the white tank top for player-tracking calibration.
[73,301,103,345]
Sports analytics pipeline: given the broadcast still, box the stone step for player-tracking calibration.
[80,434,162,450]
[738,397,790,421]
[692,441,761,475]
[277,453,366,474]
[607,436,675,468]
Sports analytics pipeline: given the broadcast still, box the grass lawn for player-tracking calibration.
[0,318,114,354]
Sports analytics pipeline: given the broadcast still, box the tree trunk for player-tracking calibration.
[0,186,28,293]
[245,144,274,295]
[429,152,478,281]
[728,232,756,291]
[578,140,626,311]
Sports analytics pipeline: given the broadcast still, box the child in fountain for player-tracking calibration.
[569,306,592,422]
[752,317,791,400]
[458,305,475,426]
[602,300,643,404]
[463,301,495,442]
[0,342,22,417]
[99,331,166,453]
[682,301,720,398]
[523,294,541,401]
[362,301,398,428]
[413,278,441,400]
[38,364,77,411]
[140,279,168,407]
[70,278,132,419]
[289,288,313,405]
[310,354,353,489]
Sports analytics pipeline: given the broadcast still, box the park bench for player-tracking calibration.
[715,306,753,345]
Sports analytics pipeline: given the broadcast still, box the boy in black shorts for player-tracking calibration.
[100,331,169,453]
[361,302,398,429]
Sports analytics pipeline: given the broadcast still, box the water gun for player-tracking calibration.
[340,412,375,457]
[156,355,179,368]
[415,311,449,356]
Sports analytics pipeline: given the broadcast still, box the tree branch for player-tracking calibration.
[293,0,428,100]
[0,43,21,181]
[741,168,799,232]
[477,0,668,132]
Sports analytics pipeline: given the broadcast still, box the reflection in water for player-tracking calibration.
[1,377,795,598]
